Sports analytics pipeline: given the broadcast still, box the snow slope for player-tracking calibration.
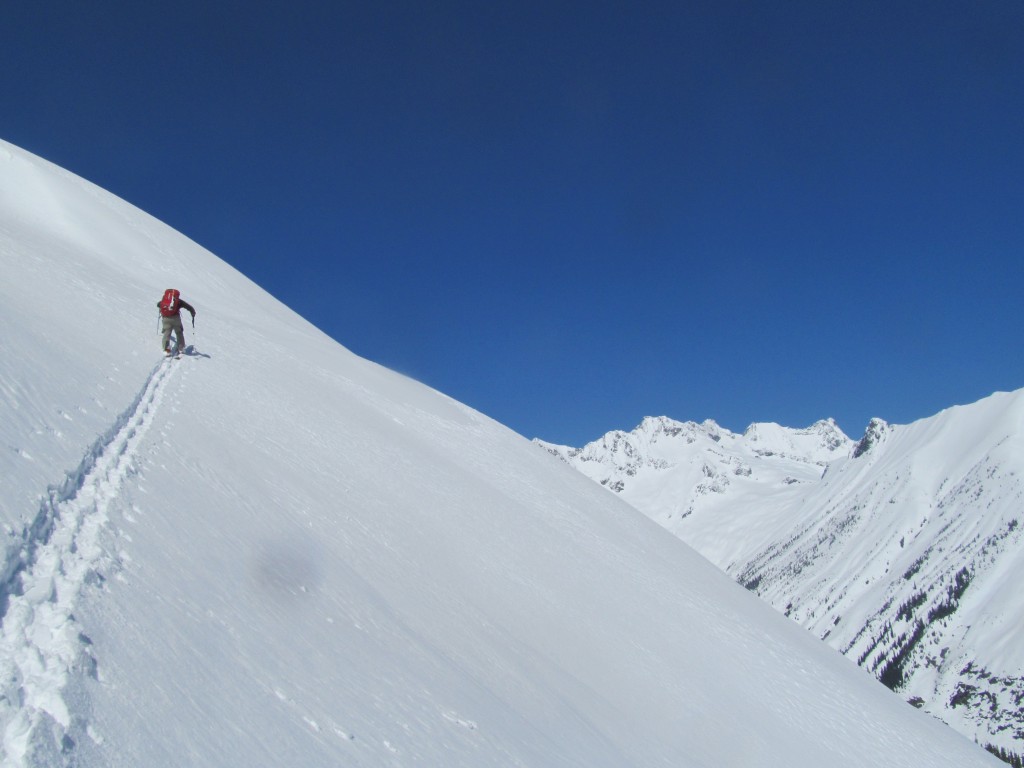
[542,399,1024,759]
[0,138,1000,767]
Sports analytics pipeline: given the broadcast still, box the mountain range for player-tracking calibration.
[539,394,1024,763]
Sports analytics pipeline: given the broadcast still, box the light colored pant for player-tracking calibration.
[160,315,185,352]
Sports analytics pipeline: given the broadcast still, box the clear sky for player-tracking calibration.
[3,1,1022,445]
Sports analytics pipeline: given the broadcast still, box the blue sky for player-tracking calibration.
[4,1,1022,445]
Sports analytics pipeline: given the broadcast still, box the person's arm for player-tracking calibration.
[180,299,196,317]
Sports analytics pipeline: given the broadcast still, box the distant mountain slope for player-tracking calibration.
[540,395,1024,761]
[537,416,853,567]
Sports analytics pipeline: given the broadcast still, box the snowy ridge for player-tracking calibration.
[1,357,176,764]
[548,392,1024,760]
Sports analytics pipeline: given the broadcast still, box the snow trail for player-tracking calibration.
[0,358,177,766]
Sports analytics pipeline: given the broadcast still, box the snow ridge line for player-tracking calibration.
[0,358,177,766]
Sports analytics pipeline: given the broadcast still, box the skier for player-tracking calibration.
[157,288,196,356]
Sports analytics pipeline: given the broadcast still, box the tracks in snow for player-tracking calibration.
[0,357,177,766]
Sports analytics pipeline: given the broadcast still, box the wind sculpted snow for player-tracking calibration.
[0,138,1001,766]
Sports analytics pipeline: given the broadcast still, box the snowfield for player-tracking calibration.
[0,138,1001,766]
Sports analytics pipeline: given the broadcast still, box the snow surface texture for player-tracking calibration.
[0,137,1001,767]
[540,400,1024,758]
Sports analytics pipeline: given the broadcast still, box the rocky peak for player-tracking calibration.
[853,417,891,458]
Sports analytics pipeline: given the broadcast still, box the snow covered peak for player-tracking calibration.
[540,414,852,502]
[0,139,999,767]
[742,417,852,463]
[632,415,730,447]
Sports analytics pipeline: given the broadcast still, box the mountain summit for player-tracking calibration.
[0,138,1000,766]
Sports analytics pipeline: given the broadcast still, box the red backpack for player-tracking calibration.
[158,288,181,317]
